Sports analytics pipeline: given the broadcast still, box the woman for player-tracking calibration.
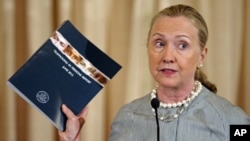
[59,4,250,141]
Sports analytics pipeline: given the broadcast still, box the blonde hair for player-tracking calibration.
[148,4,217,93]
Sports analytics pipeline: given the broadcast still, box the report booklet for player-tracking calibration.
[7,20,122,131]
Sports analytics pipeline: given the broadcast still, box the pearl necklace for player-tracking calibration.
[151,81,202,108]
[151,81,202,122]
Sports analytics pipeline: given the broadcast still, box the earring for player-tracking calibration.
[198,64,203,68]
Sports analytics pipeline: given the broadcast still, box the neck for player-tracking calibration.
[157,82,195,104]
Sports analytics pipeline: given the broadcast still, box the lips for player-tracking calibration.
[159,68,177,75]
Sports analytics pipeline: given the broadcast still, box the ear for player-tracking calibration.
[200,47,208,64]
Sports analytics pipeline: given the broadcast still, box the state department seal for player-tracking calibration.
[36,91,49,104]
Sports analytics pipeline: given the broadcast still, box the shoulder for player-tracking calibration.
[116,94,151,116]
[109,94,152,140]
[197,86,250,124]
[111,94,153,125]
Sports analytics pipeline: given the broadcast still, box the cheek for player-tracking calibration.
[179,53,199,72]
[148,52,160,73]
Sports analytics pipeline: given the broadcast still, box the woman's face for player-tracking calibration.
[147,16,207,88]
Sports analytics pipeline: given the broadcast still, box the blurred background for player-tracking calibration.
[0,0,249,141]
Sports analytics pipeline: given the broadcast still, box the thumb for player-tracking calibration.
[62,104,75,119]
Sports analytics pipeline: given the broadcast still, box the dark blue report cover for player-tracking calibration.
[7,20,122,131]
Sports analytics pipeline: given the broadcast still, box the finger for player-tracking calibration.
[62,104,76,119]
[78,105,89,119]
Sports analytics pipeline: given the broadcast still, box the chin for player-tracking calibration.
[157,80,179,88]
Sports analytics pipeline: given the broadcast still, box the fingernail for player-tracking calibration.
[78,117,85,129]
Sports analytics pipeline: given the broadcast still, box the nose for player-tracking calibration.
[162,47,175,64]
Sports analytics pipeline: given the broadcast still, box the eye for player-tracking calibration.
[155,40,165,48]
[178,42,188,50]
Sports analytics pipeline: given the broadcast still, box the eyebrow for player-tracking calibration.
[152,33,165,37]
[176,35,191,40]
[152,33,191,40]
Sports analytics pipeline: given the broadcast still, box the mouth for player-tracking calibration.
[159,68,177,75]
